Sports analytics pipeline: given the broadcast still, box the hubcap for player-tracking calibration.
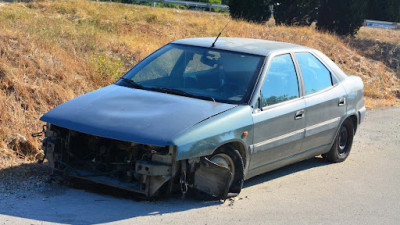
[338,126,348,154]
[210,153,235,187]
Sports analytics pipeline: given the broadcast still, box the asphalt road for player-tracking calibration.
[0,106,399,225]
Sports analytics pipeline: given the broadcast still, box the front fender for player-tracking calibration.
[172,106,254,161]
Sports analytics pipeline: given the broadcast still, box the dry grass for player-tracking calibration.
[0,0,399,166]
[347,27,400,78]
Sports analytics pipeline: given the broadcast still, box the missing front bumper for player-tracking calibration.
[43,125,179,197]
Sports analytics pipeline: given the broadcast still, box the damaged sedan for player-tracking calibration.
[38,38,366,199]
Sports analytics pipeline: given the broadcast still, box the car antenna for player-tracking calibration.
[211,20,230,48]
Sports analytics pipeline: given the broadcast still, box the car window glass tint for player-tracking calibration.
[134,48,183,82]
[184,52,220,74]
[123,44,264,104]
[295,52,332,94]
[262,54,299,107]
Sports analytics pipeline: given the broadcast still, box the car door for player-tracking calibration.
[249,53,306,174]
[294,52,347,154]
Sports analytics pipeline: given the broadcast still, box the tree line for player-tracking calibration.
[99,0,399,35]
[229,0,400,35]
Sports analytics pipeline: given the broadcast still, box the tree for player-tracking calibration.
[273,0,319,26]
[189,0,222,3]
[367,0,400,22]
[317,0,367,36]
[228,0,272,23]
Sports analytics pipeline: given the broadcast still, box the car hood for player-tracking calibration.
[40,84,237,146]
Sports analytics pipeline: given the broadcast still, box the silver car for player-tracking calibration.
[39,38,366,199]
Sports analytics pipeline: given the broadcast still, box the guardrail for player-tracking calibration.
[364,19,400,30]
[135,0,229,11]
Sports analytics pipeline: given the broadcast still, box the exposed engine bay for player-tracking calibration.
[41,124,180,197]
[40,124,233,199]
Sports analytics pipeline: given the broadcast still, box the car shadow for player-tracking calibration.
[0,163,221,224]
[243,156,329,188]
[0,157,330,224]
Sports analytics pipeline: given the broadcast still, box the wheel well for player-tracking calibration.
[349,115,358,134]
[217,142,247,168]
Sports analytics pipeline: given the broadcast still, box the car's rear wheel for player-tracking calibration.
[326,118,354,163]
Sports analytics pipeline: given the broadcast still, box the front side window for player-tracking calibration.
[261,54,299,107]
[120,44,265,104]
[295,52,332,95]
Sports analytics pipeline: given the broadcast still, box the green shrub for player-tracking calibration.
[273,0,319,26]
[317,0,367,36]
[367,0,400,22]
[228,0,272,23]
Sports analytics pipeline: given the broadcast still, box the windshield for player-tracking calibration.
[117,44,265,104]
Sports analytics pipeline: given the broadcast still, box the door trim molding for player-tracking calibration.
[305,117,341,137]
[253,128,305,149]
[249,143,331,172]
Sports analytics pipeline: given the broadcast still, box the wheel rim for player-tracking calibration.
[210,153,235,187]
[338,125,348,155]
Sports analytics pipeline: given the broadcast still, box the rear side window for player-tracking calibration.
[261,54,299,107]
[295,52,332,95]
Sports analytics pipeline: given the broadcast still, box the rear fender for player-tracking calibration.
[340,75,365,125]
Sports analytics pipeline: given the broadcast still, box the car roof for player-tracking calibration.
[172,37,310,56]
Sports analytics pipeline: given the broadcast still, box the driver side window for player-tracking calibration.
[261,54,299,107]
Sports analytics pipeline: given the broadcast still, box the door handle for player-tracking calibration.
[295,110,305,120]
[338,97,346,106]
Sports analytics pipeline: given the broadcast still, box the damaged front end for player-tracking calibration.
[38,124,238,199]
[41,124,178,197]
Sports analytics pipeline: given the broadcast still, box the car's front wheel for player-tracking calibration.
[194,145,244,199]
[210,146,244,195]
[325,118,355,163]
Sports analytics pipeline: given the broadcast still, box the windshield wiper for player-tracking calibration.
[120,77,145,89]
[151,87,215,102]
